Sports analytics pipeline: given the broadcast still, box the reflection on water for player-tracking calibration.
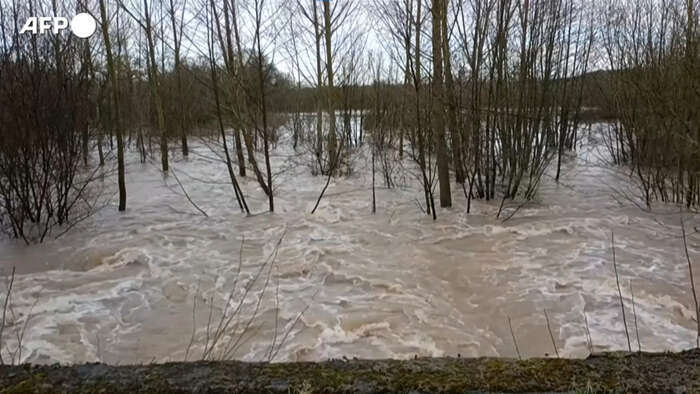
[0,124,698,364]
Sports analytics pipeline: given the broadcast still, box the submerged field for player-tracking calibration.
[0,123,698,365]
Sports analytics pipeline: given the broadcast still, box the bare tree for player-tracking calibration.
[206,0,250,214]
[98,0,128,213]
[431,0,452,208]
[167,0,189,156]
[119,0,169,172]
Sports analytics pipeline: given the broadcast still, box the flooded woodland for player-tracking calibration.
[0,0,699,366]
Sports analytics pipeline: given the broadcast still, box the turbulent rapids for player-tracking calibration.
[0,124,698,365]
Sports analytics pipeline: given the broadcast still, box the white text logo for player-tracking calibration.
[19,13,96,38]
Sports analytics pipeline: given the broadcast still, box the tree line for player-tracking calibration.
[0,0,698,243]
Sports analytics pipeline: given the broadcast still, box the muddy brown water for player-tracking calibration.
[1,124,698,364]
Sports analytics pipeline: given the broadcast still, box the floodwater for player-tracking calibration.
[0,123,698,364]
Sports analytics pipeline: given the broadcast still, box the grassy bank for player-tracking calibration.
[1,349,699,393]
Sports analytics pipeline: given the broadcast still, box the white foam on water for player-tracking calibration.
[0,123,699,364]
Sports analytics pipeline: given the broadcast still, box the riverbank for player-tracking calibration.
[2,349,699,393]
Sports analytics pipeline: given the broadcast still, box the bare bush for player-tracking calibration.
[0,6,102,243]
[0,267,36,365]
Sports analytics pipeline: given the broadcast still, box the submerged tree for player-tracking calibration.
[99,0,128,212]
[601,0,699,208]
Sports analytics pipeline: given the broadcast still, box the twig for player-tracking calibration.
[507,316,521,360]
[311,136,346,214]
[544,309,559,358]
[612,231,632,352]
[0,267,15,366]
[53,197,114,240]
[221,232,284,360]
[629,280,641,353]
[204,235,263,360]
[96,332,102,363]
[501,199,530,224]
[13,298,36,364]
[170,165,209,217]
[267,271,280,362]
[203,295,214,359]
[184,281,200,362]
[201,230,286,360]
[413,198,426,214]
[681,217,699,348]
[269,287,321,362]
[371,147,376,215]
[583,311,594,354]
[496,194,507,219]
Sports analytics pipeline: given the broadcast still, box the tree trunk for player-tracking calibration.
[313,1,324,171]
[323,0,338,173]
[98,0,126,211]
[255,0,274,211]
[168,0,188,157]
[142,0,168,172]
[431,0,452,207]
[441,0,463,184]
